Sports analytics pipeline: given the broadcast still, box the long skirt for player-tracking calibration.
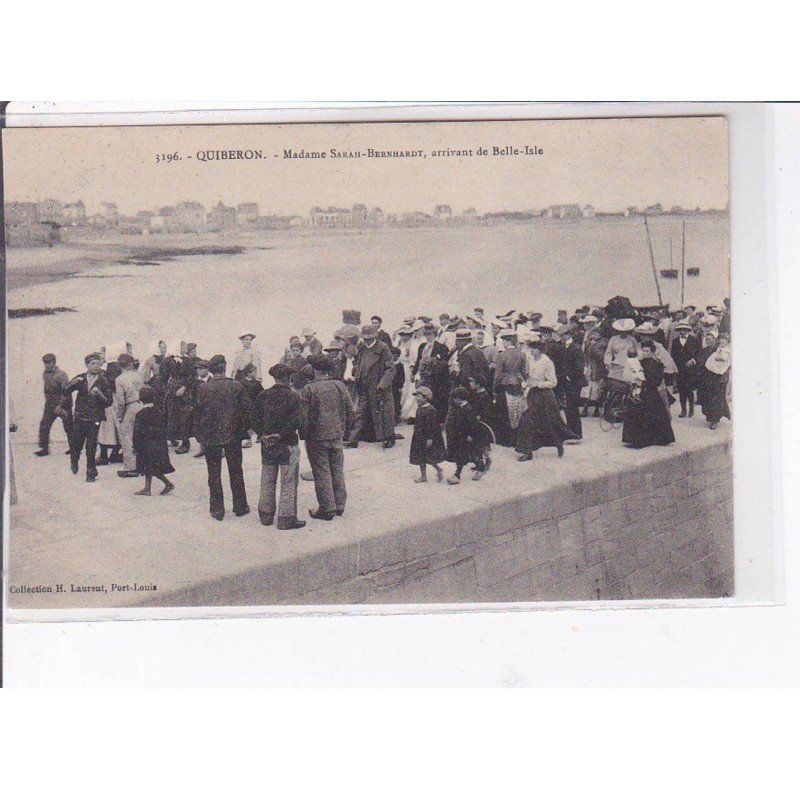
[400,363,416,420]
[622,389,675,448]
[98,402,120,446]
[701,371,731,424]
[515,388,576,453]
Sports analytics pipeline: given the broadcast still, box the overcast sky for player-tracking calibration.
[3,116,728,216]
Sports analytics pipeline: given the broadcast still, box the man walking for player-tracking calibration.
[194,354,252,521]
[670,321,701,417]
[255,363,305,530]
[115,353,145,477]
[451,328,490,389]
[36,353,72,457]
[300,355,355,521]
[344,324,396,449]
[62,353,114,482]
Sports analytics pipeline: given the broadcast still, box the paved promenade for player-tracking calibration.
[7,413,733,610]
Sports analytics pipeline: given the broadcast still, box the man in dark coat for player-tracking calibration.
[300,355,356,520]
[563,330,587,439]
[255,363,305,530]
[412,322,450,423]
[344,325,397,449]
[670,321,701,417]
[451,329,490,389]
[61,352,114,482]
[194,354,252,520]
[36,353,72,456]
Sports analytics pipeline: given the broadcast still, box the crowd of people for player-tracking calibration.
[25,300,732,524]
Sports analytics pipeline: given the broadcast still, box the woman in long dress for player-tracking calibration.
[698,335,732,429]
[621,341,676,448]
[396,328,419,422]
[515,335,576,461]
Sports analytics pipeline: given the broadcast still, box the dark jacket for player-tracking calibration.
[63,372,113,422]
[132,405,175,476]
[454,344,490,389]
[671,335,701,373]
[43,367,70,409]
[563,342,587,392]
[409,403,446,465]
[300,377,355,442]
[353,340,395,393]
[194,375,253,446]
[256,384,302,446]
[493,346,528,390]
[445,401,482,464]
[413,340,449,378]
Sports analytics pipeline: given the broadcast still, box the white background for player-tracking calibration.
[1,7,798,799]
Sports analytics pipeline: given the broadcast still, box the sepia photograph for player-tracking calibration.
[2,115,733,609]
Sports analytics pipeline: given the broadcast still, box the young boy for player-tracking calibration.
[409,386,445,483]
[466,375,493,473]
[445,387,487,484]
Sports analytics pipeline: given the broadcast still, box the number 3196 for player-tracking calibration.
[156,152,181,163]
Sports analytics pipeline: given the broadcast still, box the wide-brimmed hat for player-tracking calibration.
[611,318,636,332]
[579,315,599,324]
[490,317,511,329]
[675,322,693,332]
[455,328,473,339]
[239,332,255,340]
[361,324,378,337]
[301,326,316,337]
[498,329,517,340]
[700,315,718,325]
[413,386,433,401]
[397,326,413,337]
[635,322,659,335]
[324,339,343,351]
[410,320,426,333]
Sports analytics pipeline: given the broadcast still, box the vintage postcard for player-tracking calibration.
[2,114,733,610]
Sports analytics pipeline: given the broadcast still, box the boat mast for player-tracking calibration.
[643,213,663,306]
[680,218,686,308]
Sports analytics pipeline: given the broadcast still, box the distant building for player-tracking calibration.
[38,198,64,224]
[482,211,536,224]
[623,206,639,218]
[368,207,386,226]
[351,204,368,225]
[543,204,582,219]
[401,211,433,226]
[63,201,87,225]
[310,204,369,227]
[4,201,40,225]
[582,205,596,218]
[171,201,206,233]
[311,206,352,226]
[433,204,452,221]
[644,203,664,215]
[462,207,478,220]
[207,201,237,231]
[236,202,260,225]
[99,202,119,225]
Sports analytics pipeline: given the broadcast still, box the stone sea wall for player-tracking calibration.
[149,440,733,607]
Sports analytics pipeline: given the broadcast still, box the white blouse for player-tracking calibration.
[524,353,557,389]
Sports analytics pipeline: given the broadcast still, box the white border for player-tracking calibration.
[2,102,791,686]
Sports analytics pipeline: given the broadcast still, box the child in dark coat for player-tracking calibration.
[409,386,445,483]
[445,386,487,484]
[132,385,175,496]
[467,376,494,473]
